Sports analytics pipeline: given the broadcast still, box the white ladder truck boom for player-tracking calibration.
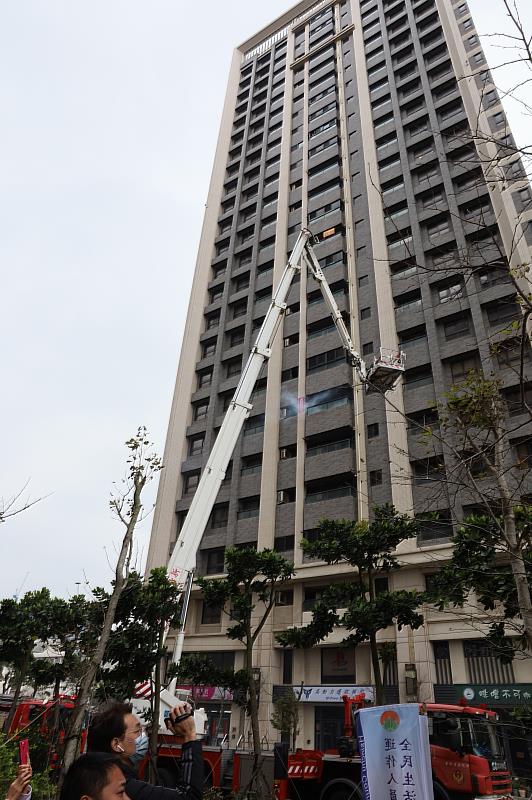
[165,228,405,691]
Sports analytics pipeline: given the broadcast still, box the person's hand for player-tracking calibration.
[167,702,196,743]
[7,765,32,800]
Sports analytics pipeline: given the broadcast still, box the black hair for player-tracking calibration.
[87,702,133,753]
[60,753,123,800]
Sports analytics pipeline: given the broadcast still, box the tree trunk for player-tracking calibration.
[504,506,532,651]
[369,631,385,706]
[492,412,532,652]
[245,643,261,755]
[149,621,165,783]
[3,652,30,733]
[58,474,145,790]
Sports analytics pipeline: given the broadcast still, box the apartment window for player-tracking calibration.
[417,510,453,544]
[205,547,225,575]
[496,337,523,368]
[443,314,470,340]
[404,366,433,388]
[205,311,220,330]
[399,325,427,347]
[412,457,445,484]
[407,407,439,432]
[309,136,338,157]
[277,488,296,504]
[464,640,515,684]
[438,282,463,304]
[305,387,351,415]
[486,298,520,326]
[210,503,229,529]
[370,77,389,93]
[379,155,401,172]
[360,306,371,320]
[372,94,392,112]
[188,435,204,457]
[362,342,374,356]
[225,357,242,378]
[183,471,200,495]
[276,589,294,607]
[197,368,212,389]
[395,290,422,312]
[309,119,337,138]
[374,112,395,130]
[212,264,227,279]
[309,101,337,121]
[382,178,405,196]
[308,199,342,222]
[505,383,532,419]
[230,327,245,347]
[391,261,417,278]
[433,641,453,684]
[515,438,532,467]
[202,339,217,358]
[238,495,260,519]
[201,601,222,624]
[244,414,265,436]
[280,402,297,420]
[234,273,251,292]
[449,353,480,383]
[210,286,224,304]
[193,401,209,421]
[370,469,383,486]
[417,165,440,185]
[232,299,248,319]
[282,366,299,382]
[307,436,352,457]
[307,346,346,373]
[359,275,369,287]
[427,217,451,239]
[303,585,326,612]
[367,422,380,439]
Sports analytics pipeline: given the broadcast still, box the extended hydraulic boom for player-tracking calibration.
[166,228,405,667]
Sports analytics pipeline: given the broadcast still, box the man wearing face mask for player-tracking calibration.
[87,702,202,800]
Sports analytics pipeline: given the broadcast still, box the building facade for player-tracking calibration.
[147,0,532,749]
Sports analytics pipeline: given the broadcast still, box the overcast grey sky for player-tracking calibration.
[1,1,530,599]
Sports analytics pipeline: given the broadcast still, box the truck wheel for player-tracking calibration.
[432,782,451,800]
[323,782,362,800]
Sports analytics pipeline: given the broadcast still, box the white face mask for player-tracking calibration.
[130,733,149,767]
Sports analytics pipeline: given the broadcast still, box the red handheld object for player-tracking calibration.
[19,739,30,765]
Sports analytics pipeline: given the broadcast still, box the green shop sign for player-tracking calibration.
[450,684,532,707]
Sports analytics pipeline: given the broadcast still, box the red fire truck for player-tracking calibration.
[4,696,89,768]
[141,698,512,800]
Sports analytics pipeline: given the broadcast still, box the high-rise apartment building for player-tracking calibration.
[147,0,532,748]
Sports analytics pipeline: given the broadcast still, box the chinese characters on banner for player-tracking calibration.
[356,704,434,800]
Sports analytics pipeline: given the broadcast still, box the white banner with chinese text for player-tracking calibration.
[356,704,434,800]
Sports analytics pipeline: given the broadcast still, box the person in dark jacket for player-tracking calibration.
[87,702,202,800]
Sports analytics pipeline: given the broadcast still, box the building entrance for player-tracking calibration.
[314,706,344,751]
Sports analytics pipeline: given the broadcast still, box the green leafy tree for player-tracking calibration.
[429,506,532,656]
[434,373,532,652]
[174,547,294,758]
[271,686,302,751]
[99,567,181,776]
[0,589,61,732]
[276,506,423,705]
